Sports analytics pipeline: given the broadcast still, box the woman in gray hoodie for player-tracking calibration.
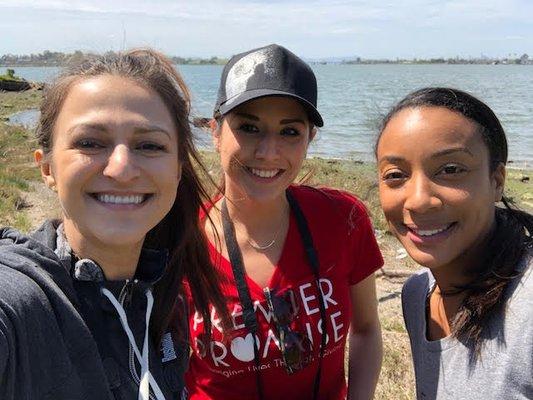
[0,49,228,400]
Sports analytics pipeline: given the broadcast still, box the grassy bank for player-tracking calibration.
[0,90,43,230]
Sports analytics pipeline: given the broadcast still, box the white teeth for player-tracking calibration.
[97,194,145,205]
[250,168,280,178]
[414,224,452,236]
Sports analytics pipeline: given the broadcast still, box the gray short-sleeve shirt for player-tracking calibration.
[402,256,533,400]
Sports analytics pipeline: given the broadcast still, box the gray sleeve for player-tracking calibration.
[0,311,9,387]
[0,284,19,399]
[0,267,73,399]
[401,270,430,336]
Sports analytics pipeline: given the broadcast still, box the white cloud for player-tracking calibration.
[1,0,532,57]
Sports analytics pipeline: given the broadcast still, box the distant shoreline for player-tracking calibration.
[3,62,533,68]
[1,50,531,68]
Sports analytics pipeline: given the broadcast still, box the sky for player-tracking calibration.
[1,0,532,59]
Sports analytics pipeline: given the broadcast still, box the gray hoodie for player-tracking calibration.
[0,220,188,400]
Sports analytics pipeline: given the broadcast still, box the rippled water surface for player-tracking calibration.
[5,64,533,165]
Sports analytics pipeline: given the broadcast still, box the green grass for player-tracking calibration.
[0,89,42,119]
[503,168,533,211]
[0,117,40,229]
[375,332,416,400]
[381,318,407,334]
[0,76,24,82]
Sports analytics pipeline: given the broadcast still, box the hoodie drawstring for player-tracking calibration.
[101,287,165,400]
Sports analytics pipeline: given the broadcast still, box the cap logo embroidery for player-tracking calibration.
[225,48,275,101]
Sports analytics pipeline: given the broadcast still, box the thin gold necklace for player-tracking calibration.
[247,229,281,250]
[226,200,289,252]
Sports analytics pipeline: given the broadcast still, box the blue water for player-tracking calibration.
[4,64,533,165]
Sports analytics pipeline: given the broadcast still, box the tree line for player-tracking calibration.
[0,50,228,67]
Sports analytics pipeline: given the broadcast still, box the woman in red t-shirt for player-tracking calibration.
[185,44,383,400]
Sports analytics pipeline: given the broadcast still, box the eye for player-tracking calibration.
[74,138,104,150]
[280,127,301,137]
[438,164,467,176]
[382,169,406,181]
[238,123,260,134]
[381,169,407,187]
[136,142,166,152]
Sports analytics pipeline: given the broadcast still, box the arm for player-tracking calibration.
[0,316,8,388]
[347,273,383,400]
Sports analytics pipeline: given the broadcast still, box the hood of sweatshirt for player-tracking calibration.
[0,221,114,399]
[0,220,187,400]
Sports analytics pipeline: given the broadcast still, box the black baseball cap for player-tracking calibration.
[214,44,324,127]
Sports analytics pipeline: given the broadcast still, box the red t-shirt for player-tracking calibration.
[185,186,383,400]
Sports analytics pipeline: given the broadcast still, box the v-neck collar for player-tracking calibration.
[207,208,297,295]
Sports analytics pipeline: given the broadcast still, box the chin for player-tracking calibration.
[91,224,149,247]
[404,247,456,270]
[100,234,146,248]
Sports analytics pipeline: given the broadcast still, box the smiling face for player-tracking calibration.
[36,75,181,250]
[377,106,505,274]
[214,96,315,203]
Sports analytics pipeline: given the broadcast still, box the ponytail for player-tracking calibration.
[451,197,532,356]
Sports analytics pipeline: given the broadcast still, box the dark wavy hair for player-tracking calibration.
[36,49,229,342]
[377,87,533,355]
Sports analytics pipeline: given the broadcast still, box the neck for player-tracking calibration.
[213,189,290,252]
[431,224,494,293]
[222,192,288,228]
[63,220,143,281]
[431,267,469,293]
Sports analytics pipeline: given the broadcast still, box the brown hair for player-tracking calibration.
[36,48,229,342]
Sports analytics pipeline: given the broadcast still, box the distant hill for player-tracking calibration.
[0,51,228,67]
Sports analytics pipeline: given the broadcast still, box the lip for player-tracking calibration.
[403,222,457,245]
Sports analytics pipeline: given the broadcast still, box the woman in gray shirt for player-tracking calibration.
[375,87,532,399]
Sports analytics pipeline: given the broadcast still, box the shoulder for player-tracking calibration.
[402,268,432,305]
[507,251,533,305]
[401,269,432,331]
[0,263,57,332]
[0,222,77,308]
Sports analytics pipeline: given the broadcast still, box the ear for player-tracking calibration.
[34,149,56,190]
[492,162,506,202]
[210,118,221,152]
[309,126,317,143]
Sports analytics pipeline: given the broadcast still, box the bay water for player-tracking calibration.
[4,64,533,166]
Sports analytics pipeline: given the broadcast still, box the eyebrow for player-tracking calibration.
[234,113,306,125]
[66,123,172,139]
[280,118,306,125]
[378,147,475,165]
[133,125,172,139]
[234,112,259,121]
[432,147,474,158]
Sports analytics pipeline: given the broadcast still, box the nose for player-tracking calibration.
[103,144,140,182]
[403,172,442,214]
[255,133,280,161]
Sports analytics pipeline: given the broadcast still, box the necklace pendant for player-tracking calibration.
[247,238,276,251]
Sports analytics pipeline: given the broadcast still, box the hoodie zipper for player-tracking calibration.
[119,280,157,400]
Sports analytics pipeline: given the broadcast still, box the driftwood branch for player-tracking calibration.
[376,267,414,279]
